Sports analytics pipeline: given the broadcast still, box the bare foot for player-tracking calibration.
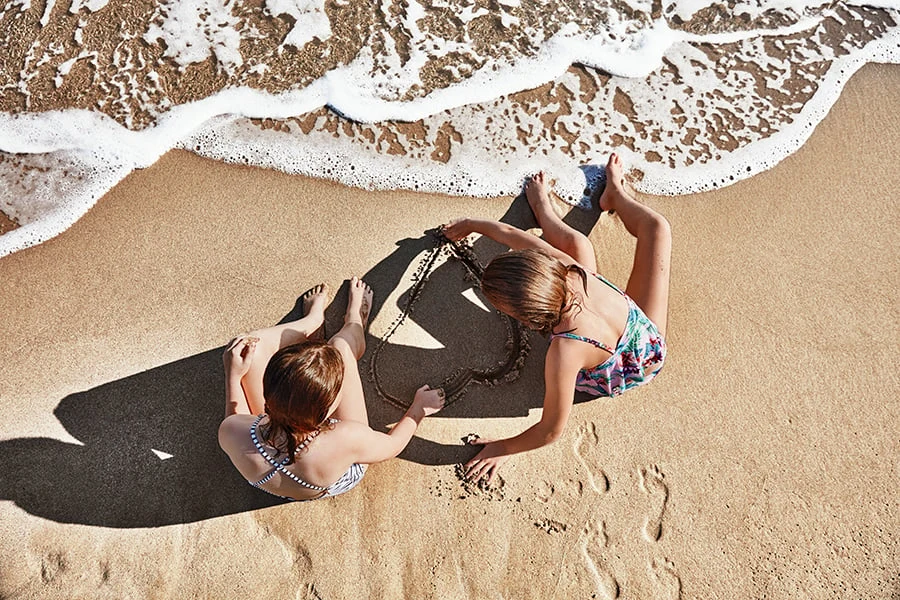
[301,283,329,340]
[345,276,374,330]
[525,171,560,220]
[598,153,632,213]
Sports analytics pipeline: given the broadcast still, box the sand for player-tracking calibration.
[0,63,897,599]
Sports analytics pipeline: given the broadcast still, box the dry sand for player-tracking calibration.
[0,63,897,599]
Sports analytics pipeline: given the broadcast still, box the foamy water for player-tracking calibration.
[0,0,898,256]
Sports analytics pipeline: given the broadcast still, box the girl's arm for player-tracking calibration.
[463,343,583,483]
[345,385,445,464]
[223,336,257,417]
[443,217,577,266]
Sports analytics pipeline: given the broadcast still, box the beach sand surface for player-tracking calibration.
[0,64,897,599]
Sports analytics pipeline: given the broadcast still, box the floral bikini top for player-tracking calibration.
[549,273,666,398]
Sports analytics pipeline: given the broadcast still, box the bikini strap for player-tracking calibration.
[550,331,615,354]
[250,416,328,491]
[593,272,625,296]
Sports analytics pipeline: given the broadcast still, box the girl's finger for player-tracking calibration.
[485,468,496,484]
[470,464,489,481]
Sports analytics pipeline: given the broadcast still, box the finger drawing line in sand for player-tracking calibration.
[369,229,530,410]
[650,558,682,600]
[639,465,669,543]
[581,520,619,600]
[574,421,610,493]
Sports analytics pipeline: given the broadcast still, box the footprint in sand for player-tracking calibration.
[639,465,669,542]
[574,422,609,493]
[536,480,555,503]
[40,552,67,584]
[300,583,325,600]
[650,558,682,600]
[581,520,619,599]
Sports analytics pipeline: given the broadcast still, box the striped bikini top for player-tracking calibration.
[249,415,339,494]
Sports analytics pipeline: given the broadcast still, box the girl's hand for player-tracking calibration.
[223,336,258,378]
[464,438,509,484]
[441,217,473,241]
[412,384,445,417]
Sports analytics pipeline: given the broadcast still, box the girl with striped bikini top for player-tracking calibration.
[219,278,445,502]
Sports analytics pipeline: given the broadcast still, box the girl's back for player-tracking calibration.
[551,270,630,373]
[219,414,362,501]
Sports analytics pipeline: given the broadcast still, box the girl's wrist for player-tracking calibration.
[405,404,426,423]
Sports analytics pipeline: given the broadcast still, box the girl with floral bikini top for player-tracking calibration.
[442,153,672,484]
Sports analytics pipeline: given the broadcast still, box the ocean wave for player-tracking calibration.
[0,0,898,256]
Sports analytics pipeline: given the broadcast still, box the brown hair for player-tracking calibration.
[481,248,588,335]
[262,341,344,463]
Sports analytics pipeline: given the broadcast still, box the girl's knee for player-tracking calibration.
[243,331,278,367]
[567,237,596,269]
[656,217,672,248]
[330,330,365,361]
[644,214,671,244]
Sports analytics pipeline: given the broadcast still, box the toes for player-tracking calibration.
[349,276,372,297]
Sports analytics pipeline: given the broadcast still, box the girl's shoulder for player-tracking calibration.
[545,334,593,370]
[318,418,376,455]
[218,414,258,455]
[219,413,257,432]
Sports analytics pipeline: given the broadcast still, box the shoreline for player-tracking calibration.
[0,63,897,599]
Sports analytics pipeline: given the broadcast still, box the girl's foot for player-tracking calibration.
[345,276,373,330]
[525,171,555,217]
[301,283,329,340]
[598,153,633,213]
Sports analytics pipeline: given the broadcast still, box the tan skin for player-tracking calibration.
[218,277,445,501]
[443,153,671,483]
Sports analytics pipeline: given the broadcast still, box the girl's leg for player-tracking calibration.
[598,153,672,336]
[327,277,373,425]
[241,284,329,414]
[525,171,598,272]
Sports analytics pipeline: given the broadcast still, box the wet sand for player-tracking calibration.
[0,63,897,599]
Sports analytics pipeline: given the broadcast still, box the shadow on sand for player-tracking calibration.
[0,192,602,527]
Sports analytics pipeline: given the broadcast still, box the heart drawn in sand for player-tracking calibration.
[368,230,531,411]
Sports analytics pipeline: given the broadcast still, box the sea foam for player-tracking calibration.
[0,0,898,256]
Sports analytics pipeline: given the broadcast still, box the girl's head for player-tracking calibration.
[262,341,344,458]
[481,248,586,335]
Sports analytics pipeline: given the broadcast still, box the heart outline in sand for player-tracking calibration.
[368,230,531,411]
